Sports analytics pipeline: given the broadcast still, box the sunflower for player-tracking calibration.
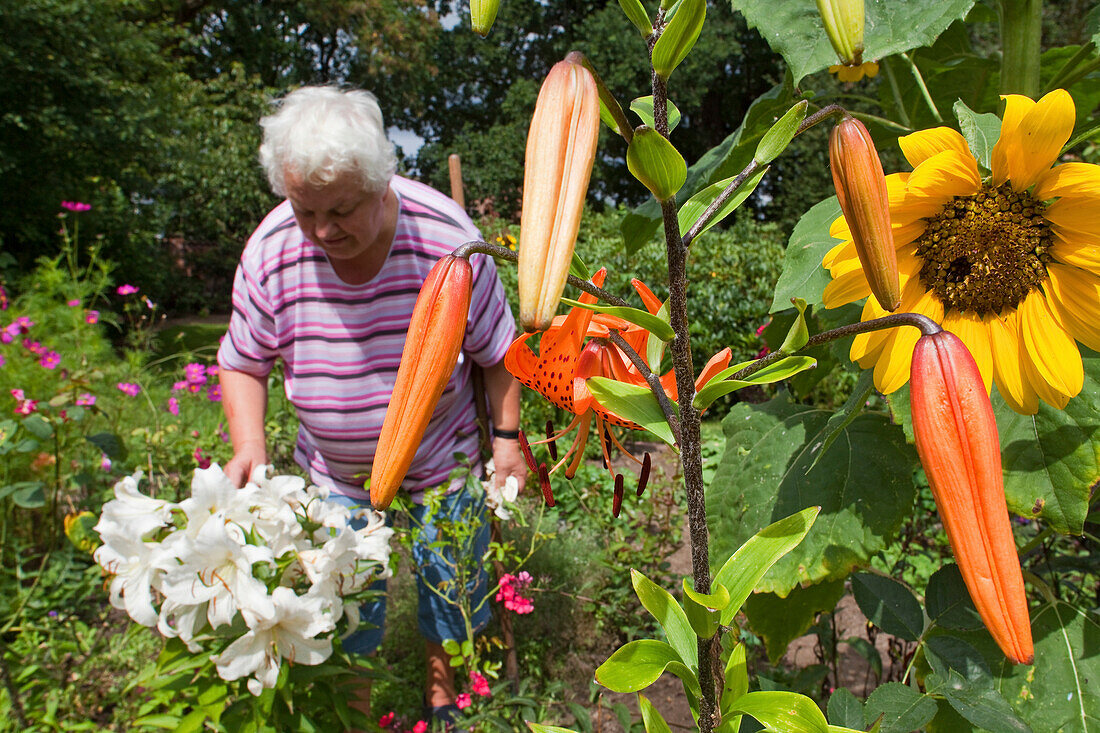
[822,89,1100,414]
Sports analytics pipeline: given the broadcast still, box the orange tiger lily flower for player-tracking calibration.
[910,330,1033,665]
[506,269,731,483]
[370,255,472,510]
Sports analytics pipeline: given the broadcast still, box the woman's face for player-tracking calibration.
[284,170,395,263]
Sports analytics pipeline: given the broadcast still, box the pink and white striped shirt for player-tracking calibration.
[217,176,515,500]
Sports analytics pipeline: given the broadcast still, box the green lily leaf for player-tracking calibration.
[630,96,682,132]
[755,100,808,165]
[731,691,829,733]
[559,298,675,342]
[587,377,677,447]
[627,126,687,201]
[677,166,768,242]
[638,695,673,733]
[568,251,592,282]
[595,639,700,698]
[647,299,671,372]
[651,0,705,80]
[712,506,820,627]
[681,581,721,639]
[528,725,580,733]
[618,0,653,36]
[682,578,731,612]
[631,568,698,669]
[692,355,817,410]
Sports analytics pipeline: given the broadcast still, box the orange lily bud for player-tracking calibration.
[910,330,1033,665]
[518,53,600,332]
[829,115,901,311]
[369,255,472,510]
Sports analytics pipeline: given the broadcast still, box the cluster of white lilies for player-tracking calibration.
[93,464,393,695]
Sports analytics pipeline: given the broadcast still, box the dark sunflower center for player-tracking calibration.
[915,183,1053,317]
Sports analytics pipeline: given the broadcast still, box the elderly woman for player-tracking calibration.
[216,86,525,721]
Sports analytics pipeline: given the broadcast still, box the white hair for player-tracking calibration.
[259,86,398,196]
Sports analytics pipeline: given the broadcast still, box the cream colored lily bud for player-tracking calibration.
[816,0,864,66]
[518,53,600,332]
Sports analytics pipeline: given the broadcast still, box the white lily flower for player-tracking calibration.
[178,463,259,537]
[160,517,275,629]
[482,460,519,521]
[93,533,166,627]
[157,596,208,652]
[96,471,174,543]
[214,586,334,695]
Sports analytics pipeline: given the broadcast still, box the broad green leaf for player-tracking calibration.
[528,725,580,733]
[676,166,768,242]
[712,506,820,626]
[627,126,687,201]
[64,510,100,553]
[618,0,653,37]
[1086,4,1100,47]
[755,101,808,165]
[639,694,673,733]
[87,431,126,460]
[586,377,677,447]
[731,691,829,733]
[595,639,700,696]
[630,96,682,132]
[623,79,794,254]
[925,564,983,631]
[631,568,698,668]
[925,671,1030,733]
[888,348,1100,534]
[22,413,53,440]
[743,580,846,663]
[708,397,918,596]
[953,100,1001,172]
[806,369,875,472]
[559,298,674,342]
[692,355,817,410]
[770,196,842,312]
[990,600,1100,732]
[827,687,865,730]
[13,482,46,509]
[850,572,925,642]
[733,0,975,85]
[651,0,705,79]
[864,682,938,733]
[923,635,991,681]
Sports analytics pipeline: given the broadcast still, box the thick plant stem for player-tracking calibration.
[653,66,719,730]
[998,0,1042,97]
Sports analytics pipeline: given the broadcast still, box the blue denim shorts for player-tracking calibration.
[330,485,492,655]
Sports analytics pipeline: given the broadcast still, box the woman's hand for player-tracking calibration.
[491,435,528,492]
[225,438,267,488]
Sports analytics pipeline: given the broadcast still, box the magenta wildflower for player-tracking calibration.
[60,201,91,212]
[23,339,45,355]
[76,393,95,406]
[167,397,180,416]
[67,299,80,307]
[206,384,221,402]
[455,693,472,710]
[205,365,219,377]
[0,285,7,310]
[39,351,60,370]
[85,310,99,324]
[496,572,535,614]
[143,296,155,310]
[184,362,206,383]
[172,380,188,392]
[100,454,112,472]
[15,317,33,330]
[378,713,395,728]
[193,446,211,469]
[412,722,428,733]
[14,398,38,416]
[116,382,141,397]
[116,284,139,296]
[11,389,24,400]
[469,671,491,697]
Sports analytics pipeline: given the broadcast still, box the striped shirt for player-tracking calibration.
[217,176,515,500]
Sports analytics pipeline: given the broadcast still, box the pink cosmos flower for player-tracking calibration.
[378,712,395,727]
[15,317,33,330]
[167,397,179,415]
[143,296,155,310]
[85,310,99,324]
[455,693,472,710]
[116,284,139,296]
[116,382,141,397]
[184,362,206,383]
[0,285,7,310]
[67,299,80,307]
[469,671,491,697]
[11,389,24,400]
[23,339,45,355]
[61,201,91,212]
[14,398,37,416]
[40,351,60,369]
[100,454,112,472]
[206,384,221,402]
[172,380,188,392]
[205,365,219,377]
[412,722,428,733]
[76,393,95,406]
[193,446,211,469]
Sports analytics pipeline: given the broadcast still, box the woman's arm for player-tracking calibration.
[220,368,269,487]
[482,358,527,491]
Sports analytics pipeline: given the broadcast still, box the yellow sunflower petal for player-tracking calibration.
[991,95,1030,187]
[899,127,972,169]
[1045,263,1100,351]
[1045,197,1100,238]
[823,268,871,307]
[988,311,1039,415]
[824,239,857,270]
[851,297,891,365]
[1021,350,1072,410]
[1019,288,1083,398]
[891,219,927,248]
[906,150,981,201]
[941,311,994,392]
[1050,229,1100,276]
[1035,162,1100,200]
[995,90,1075,192]
[830,215,852,241]
[871,281,944,393]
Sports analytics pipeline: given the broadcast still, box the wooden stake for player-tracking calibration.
[448,153,465,209]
